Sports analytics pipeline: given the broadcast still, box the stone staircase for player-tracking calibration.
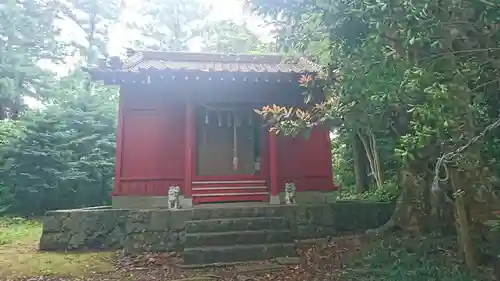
[183,207,298,266]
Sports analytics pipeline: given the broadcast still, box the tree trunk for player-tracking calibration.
[0,103,6,120]
[357,130,383,188]
[353,133,369,193]
[367,165,455,236]
[368,131,384,185]
[11,92,22,120]
[450,169,477,273]
[367,169,414,234]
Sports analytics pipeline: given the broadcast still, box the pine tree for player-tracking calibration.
[0,71,117,214]
[200,20,275,53]
[57,0,123,65]
[127,0,210,51]
[0,0,62,119]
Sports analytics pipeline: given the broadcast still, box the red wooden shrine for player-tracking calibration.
[86,50,336,206]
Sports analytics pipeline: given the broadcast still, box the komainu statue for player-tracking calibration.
[168,185,181,209]
[284,182,296,204]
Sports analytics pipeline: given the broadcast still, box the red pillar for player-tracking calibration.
[269,131,279,199]
[113,94,124,196]
[184,102,194,199]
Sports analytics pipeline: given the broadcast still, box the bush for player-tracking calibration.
[0,80,117,215]
[335,182,399,202]
[342,234,488,281]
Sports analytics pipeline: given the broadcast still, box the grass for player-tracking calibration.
[0,216,116,279]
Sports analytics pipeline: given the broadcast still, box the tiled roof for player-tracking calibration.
[100,50,321,74]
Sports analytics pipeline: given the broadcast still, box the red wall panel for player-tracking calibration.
[276,127,334,192]
[116,91,186,196]
[120,108,185,179]
[120,179,184,196]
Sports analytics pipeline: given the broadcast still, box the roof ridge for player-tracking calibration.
[93,49,322,73]
[121,51,144,70]
[299,57,323,72]
[121,49,322,66]
[124,49,288,61]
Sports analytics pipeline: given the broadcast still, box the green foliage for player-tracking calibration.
[0,74,117,215]
[200,20,275,53]
[0,183,12,214]
[342,235,489,281]
[248,0,500,199]
[336,183,399,202]
[128,0,209,51]
[0,121,18,212]
[331,134,356,188]
[58,0,122,64]
[126,0,275,53]
[0,0,62,119]
[0,0,121,215]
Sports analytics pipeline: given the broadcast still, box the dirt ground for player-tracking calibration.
[6,235,365,281]
[1,217,369,281]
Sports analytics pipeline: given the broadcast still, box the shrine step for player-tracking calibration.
[183,243,298,265]
[183,214,297,265]
[185,217,288,233]
[184,229,293,248]
[192,180,267,189]
[192,193,269,205]
[191,180,269,205]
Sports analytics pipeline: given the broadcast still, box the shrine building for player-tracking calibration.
[85,50,336,208]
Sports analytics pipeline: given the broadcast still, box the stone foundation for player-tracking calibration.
[284,202,395,239]
[273,191,337,204]
[39,202,394,253]
[114,192,336,209]
[112,195,193,209]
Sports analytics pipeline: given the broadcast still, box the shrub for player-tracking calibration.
[335,182,399,202]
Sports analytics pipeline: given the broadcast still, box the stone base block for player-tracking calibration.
[273,191,337,205]
[38,201,394,254]
[112,195,193,209]
[269,195,280,204]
